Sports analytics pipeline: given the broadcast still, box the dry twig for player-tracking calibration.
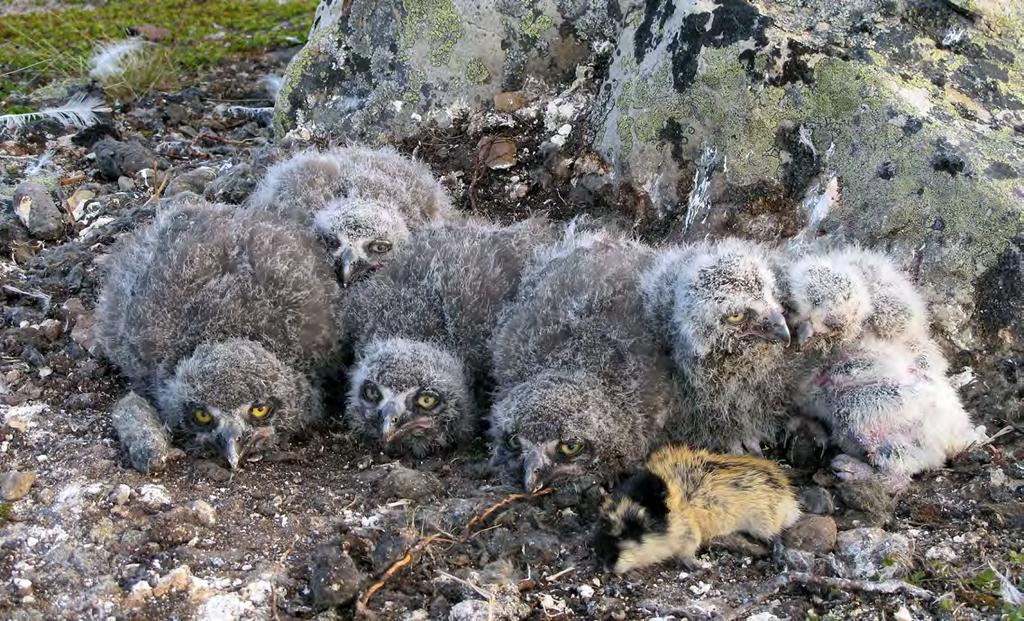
[359,487,553,610]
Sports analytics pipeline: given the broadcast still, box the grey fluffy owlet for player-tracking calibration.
[489,229,682,490]
[782,249,980,489]
[95,197,343,469]
[248,146,454,284]
[344,218,557,457]
[641,237,792,454]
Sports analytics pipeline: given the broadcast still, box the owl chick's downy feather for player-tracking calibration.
[490,229,681,490]
[344,218,557,457]
[248,146,454,284]
[96,197,343,468]
[641,238,792,453]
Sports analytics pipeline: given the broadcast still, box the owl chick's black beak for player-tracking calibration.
[758,310,791,346]
[522,447,549,492]
[378,400,404,443]
[216,421,246,470]
[337,247,363,286]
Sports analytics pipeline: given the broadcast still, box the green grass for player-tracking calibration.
[0,0,318,104]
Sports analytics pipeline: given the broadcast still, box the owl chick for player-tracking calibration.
[248,146,454,284]
[96,197,343,469]
[344,219,557,457]
[595,445,800,573]
[785,247,930,351]
[490,230,682,490]
[796,337,982,490]
[640,238,792,454]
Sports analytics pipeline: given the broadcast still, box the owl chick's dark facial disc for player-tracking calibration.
[490,373,642,491]
[312,197,410,285]
[347,337,472,457]
[156,339,318,469]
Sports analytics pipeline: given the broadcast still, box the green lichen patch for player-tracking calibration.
[464,58,490,84]
[0,0,317,105]
[401,0,464,67]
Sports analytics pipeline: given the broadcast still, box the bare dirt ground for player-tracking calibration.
[1,40,1023,621]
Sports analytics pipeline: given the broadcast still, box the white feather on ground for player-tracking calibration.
[89,39,145,80]
[0,93,110,133]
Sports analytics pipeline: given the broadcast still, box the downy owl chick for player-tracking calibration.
[248,145,454,284]
[641,238,792,454]
[796,337,982,490]
[595,445,800,573]
[96,197,343,469]
[490,229,681,490]
[345,219,557,457]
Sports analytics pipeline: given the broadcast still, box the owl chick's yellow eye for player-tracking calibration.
[558,439,585,457]
[725,312,747,324]
[415,390,440,410]
[367,239,392,254]
[250,403,272,419]
[193,409,213,425]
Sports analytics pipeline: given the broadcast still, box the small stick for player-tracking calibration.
[464,487,552,536]
[359,487,552,610]
[360,532,444,607]
[723,572,935,620]
[545,566,575,583]
[2,284,51,311]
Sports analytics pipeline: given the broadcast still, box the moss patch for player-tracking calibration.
[401,0,464,67]
[0,0,317,104]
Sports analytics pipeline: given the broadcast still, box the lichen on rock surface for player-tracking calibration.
[591,0,1024,351]
[275,0,618,143]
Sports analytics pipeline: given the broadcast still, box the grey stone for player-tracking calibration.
[164,166,217,198]
[93,139,166,180]
[277,0,616,142]
[799,486,835,515]
[782,515,837,553]
[203,163,255,204]
[377,464,442,501]
[1,470,36,501]
[836,527,913,580]
[837,479,895,526]
[12,181,64,240]
[309,544,364,609]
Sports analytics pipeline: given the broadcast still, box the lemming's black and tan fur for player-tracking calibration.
[595,445,800,573]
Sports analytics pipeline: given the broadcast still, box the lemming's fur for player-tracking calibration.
[641,238,792,453]
[490,229,682,490]
[595,445,800,573]
[248,146,454,284]
[95,196,343,468]
[345,219,557,456]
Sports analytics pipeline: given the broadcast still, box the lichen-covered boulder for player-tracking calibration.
[591,0,1023,353]
[275,0,618,142]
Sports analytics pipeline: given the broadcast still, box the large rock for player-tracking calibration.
[275,0,617,142]
[591,0,1024,353]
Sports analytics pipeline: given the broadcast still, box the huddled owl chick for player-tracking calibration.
[640,238,792,454]
[784,247,929,351]
[490,230,681,491]
[344,219,557,457]
[795,337,981,490]
[595,445,800,573]
[96,197,343,469]
[248,145,454,284]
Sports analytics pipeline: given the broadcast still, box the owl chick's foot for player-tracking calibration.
[830,453,877,482]
[110,391,173,473]
[727,437,765,456]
